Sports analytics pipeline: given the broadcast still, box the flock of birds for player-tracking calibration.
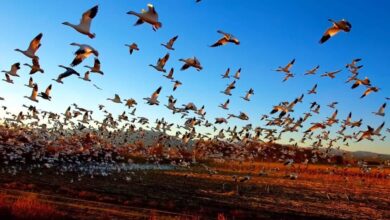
[0,2,389,179]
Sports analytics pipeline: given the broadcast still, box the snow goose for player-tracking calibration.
[15,33,42,58]
[124,98,137,108]
[307,84,318,95]
[24,77,34,88]
[24,84,39,102]
[233,68,241,79]
[210,30,240,47]
[107,94,122,103]
[320,69,342,79]
[372,103,386,117]
[63,5,98,38]
[161,35,178,50]
[38,84,52,101]
[241,88,254,101]
[276,59,295,74]
[24,57,44,74]
[221,68,230,78]
[52,65,80,84]
[172,80,182,91]
[84,58,104,75]
[125,43,139,55]
[163,68,174,79]
[127,4,162,31]
[319,19,351,44]
[2,73,13,84]
[179,57,202,71]
[144,86,162,105]
[305,65,320,75]
[70,43,99,66]
[219,99,230,110]
[149,53,169,72]
[79,71,91,81]
[351,77,371,89]
[221,80,236,96]
[360,87,379,98]
[2,63,21,77]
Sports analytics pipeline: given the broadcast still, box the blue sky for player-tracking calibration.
[0,1,388,153]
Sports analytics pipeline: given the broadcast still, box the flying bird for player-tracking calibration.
[70,43,99,67]
[2,63,21,77]
[305,65,320,75]
[150,53,169,72]
[107,94,122,103]
[276,59,295,74]
[372,103,386,117]
[15,33,43,59]
[163,68,175,79]
[144,86,162,105]
[321,69,342,79]
[319,19,352,44]
[161,35,178,50]
[210,30,240,47]
[24,57,44,75]
[2,73,13,84]
[125,43,139,55]
[179,57,202,71]
[84,58,104,75]
[79,71,91,81]
[52,65,80,84]
[360,87,379,98]
[62,5,98,38]
[38,84,52,101]
[24,84,39,103]
[127,4,162,31]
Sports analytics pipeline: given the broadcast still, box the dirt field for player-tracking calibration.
[0,162,389,220]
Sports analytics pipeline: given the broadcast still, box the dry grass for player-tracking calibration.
[0,193,64,220]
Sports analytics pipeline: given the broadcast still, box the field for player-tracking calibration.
[0,161,389,220]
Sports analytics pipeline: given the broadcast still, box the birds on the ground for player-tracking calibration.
[127,4,162,31]
[319,19,352,44]
[210,30,240,47]
[63,5,98,38]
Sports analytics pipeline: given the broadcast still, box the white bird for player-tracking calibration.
[305,65,320,75]
[233,68,241,79]
[319,19,352,44]
[24,57,44,75]
[163,68,175,80]
[2,73,13,84]
[161,35,178,50]
[107,94,122,103]
[70,43,99,66]
[24,77,34,88]
[84,58,104,75]
[62,5,98,38]
[52,65,80,84]
[24,84,39,103]
[179,57,202,71]
[144,86,162,105]
[219,99,230,110]
[372,103,386,117]
[79,71,91,81]
[15,33,43,59]
[2,63,21,77]
[127,4,162,31]
[125,43,139,55]
[149,53,169,72]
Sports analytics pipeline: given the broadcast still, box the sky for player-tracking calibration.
[0,0,389,154]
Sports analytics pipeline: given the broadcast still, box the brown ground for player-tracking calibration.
[0,161,389,220]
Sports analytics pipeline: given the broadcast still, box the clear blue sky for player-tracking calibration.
[0,1,388,153]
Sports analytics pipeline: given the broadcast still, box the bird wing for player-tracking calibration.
[28,33,43,53]
[32,84,38,99]
[80,5,98,28]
